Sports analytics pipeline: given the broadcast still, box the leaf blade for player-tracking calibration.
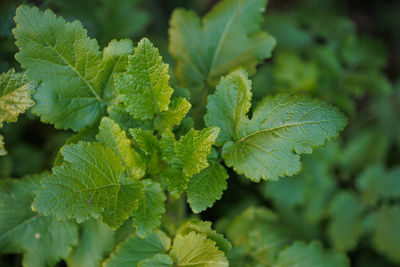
[170,232,228,267]
[115,38,173,120]
[206,70,347,181]
[169,0,276,89]
[0,174,79,266]
[32,142,142,229]
[131,180,166,237]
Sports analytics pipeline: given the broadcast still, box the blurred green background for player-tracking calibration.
[0,0,399,266]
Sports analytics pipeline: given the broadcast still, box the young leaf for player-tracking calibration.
[115,38,173,120]
[130,128,163,176]
[177,127,220,177]
[130,128,160,155]
[187,152,229,213]
[104,231,171,267]
[205,69,252,145]
[169,0,276,89]
[161,127,219,197]
[14,5,133,131]
[155,97,191,132]
[107,104,153,132]
[67,219,114,267]
[0,174,78,267]
[177,219,232,254]
[131,180,166,237]
[328,192,365,251]
[139,254,173,267]
[32,142,143,229]
[206,69,347,181]
[277,241,349,267]
[370,206,400,263]
[170,232,228,267]
[97,117,146,179]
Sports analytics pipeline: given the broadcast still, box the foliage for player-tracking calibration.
[0,0,398,266]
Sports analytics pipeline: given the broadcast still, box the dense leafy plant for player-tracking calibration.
[0,0,399,266]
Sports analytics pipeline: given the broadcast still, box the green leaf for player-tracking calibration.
[104,231,171,267]
[177,219,232,254]
[221,206,291,264]
[67,219,114,267]
[115,38,173,120]
[107,104,153,132]
[206,69,347,181]
[177,128,220,178]
[139,254,173,267]
[224,207,278,247]
[204,69,252,146]
[169,0,276,89]
[130,128,160,155]
[0,135,5,156]
[155,97,191,132]
[187,152,229,213]
[370,206,400,263]
[248,223,292,265]
[132,180,166,237]
[97,117,146,179]
[161,128,219,197]
[227,247,258,267]
[0,69,34,127]
[0,174,78,267]
[53,126,99,167]
[14,5,133,131]
[262,176,308,211]
[130,128,162,176]
[32,142,143,229]
[170,232,228,267]
[328,192,365,251]
[0,69,35,156]
[357,165,400,206]
[276,241,349,267]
